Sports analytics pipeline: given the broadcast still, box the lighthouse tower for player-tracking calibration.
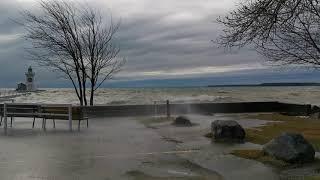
[25,66,36,91]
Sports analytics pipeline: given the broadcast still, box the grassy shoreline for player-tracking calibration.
[230,113,320,179]
[244,113,320,151]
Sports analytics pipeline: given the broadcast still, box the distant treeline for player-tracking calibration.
[208,83,320,87]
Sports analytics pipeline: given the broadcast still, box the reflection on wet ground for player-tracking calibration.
[0,114,278,180]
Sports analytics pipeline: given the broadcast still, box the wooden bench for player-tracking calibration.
[40,105,88,130]
[0,103,89,133]
[0,103,40,127]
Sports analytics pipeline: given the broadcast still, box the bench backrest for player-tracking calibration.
[0,104,87,121]
[0,104,40,114]
[41,106,86,120]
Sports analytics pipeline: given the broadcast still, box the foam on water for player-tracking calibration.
[3,86,320,105]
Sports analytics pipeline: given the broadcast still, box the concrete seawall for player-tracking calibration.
[83,101,312,117]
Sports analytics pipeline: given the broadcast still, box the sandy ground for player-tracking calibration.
[0,114,280,180]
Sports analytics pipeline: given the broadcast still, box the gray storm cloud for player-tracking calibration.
[0,0,266,87]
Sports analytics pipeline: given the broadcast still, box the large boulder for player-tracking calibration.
[311,105,320,113]
[211,120,245,142]
[263,133,315,163]
[310,105,320,119]
[173,116,192,126]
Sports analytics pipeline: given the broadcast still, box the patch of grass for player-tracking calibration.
[245,113,320,151]
[231,149,263,159]
[204,132,213,138]
[230,149,291,169]
[230,115,320,177]
[305,177,320,180]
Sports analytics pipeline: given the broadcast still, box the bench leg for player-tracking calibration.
[42,118,47,131]
[78,120,81,131]
[10,117,13,128]
[53,119,55,128]
[0,116,2,126]
[32,117,35,128]
[86,118,89,128]
[44,119,46,131]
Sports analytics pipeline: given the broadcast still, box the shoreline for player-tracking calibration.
[208,82,320,87]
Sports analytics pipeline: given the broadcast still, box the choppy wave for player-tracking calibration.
[1,86,320,105]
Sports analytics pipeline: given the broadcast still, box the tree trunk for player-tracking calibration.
[70,80,83,106]
[78,93,83,106]
[90,81,94,106]
[90,90,94,106]
[75,68,83,106]
[82,78,88,106]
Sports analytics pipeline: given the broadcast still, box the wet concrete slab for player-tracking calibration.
[0,118,169,179]
[0,113,287,180]
[0,116,224,180]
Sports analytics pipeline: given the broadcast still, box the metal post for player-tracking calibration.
[68,104,72,131]
[166,100,170,118]
[4,103,7,135]
[11,99,14,126]
[154,101,157,117]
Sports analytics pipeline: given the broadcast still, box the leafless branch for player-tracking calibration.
[218,0,320,67]
[21,0,124,105]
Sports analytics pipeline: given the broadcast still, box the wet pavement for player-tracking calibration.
[151,114,280,180]
[0,114,279,180]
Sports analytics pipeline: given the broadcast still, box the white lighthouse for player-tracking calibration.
[25,66,36,91]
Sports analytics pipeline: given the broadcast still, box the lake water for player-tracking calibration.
[2,86,320,105]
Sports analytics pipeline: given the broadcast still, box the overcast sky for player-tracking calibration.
[0,0,316,87]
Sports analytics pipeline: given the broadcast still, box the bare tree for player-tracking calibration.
[80,9,125,105]
[217,0,320,67]
[22,0,124,106]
